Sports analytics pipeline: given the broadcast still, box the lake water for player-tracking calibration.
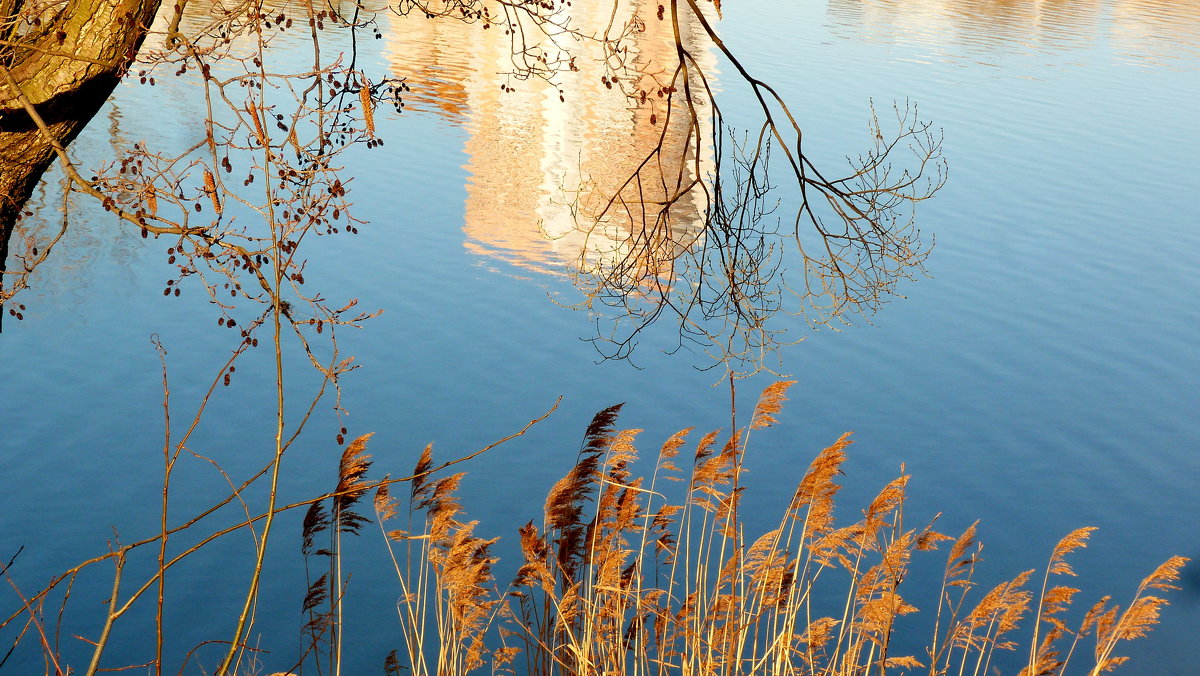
[2,0,1198,673]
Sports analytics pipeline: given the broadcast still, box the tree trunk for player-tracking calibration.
[0,0,162,324]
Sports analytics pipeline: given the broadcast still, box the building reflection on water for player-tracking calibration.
[826,0,1200,65]
[382,1,719,278]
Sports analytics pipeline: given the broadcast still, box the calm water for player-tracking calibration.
[2,0,1198,672]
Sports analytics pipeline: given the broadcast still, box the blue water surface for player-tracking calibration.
[1,0,1197,673]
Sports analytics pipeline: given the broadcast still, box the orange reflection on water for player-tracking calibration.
[827,0,1200,65]
[1110,0,1200,65]
[383,1,718,278]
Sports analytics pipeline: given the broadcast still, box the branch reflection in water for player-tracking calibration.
[0,0,1194,672]
[388,0,945,377]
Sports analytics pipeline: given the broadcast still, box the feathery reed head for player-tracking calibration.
[335,433,374,506]
[750,380,796,429]
[374,476,397,523]
[410,443,434,502]
[301,500,330,555]
[335,433,374,534]
[1049,526,1096,577]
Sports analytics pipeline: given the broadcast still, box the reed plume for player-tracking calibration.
[357,383,1186,676]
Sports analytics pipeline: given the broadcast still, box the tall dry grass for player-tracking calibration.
[2,382,1185,674]
[355,381,1186,676]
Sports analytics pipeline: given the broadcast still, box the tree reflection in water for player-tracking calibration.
[0,0,943,671]
[386,0,946,376]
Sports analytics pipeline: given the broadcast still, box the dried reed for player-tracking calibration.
[367,382,1186,676]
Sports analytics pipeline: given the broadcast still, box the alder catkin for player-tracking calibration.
[360,84,375,135]
[203,169,222,214]
[249,107,267,146]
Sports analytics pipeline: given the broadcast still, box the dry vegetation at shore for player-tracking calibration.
[288,381,1187,676]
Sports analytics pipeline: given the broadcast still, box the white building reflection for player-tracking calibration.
[383,0,719,277]
[826,0,1200,64]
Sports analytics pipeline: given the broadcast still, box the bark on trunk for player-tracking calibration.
[1,0,162,324]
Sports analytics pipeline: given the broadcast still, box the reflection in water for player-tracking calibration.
[1,0,293,320]
[383,1,717,277]
[383,1,944,374]
[827,0,1200,66]
[2,97,151,318]
[1110,0,1200,65]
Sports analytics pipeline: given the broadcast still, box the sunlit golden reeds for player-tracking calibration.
[364,382,1186,676]
[2,380,1185,675]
